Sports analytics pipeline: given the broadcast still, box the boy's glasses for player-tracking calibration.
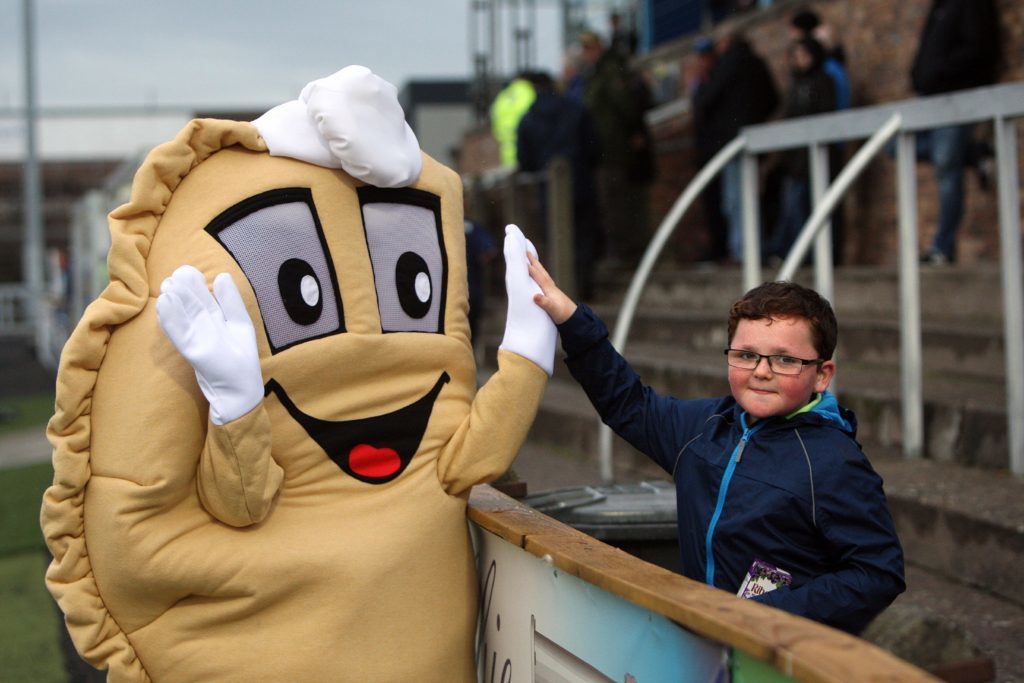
[724,349,824,375]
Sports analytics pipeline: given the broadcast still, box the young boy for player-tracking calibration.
[529,260,905,635]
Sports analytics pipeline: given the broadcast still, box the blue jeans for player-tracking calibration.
[721,158,743,261]
[918,124,972,261]
[770,176,810,259]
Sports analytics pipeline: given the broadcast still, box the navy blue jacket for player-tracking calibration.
[558,305,905,634]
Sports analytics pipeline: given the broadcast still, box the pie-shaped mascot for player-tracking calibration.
[41,66,555,682]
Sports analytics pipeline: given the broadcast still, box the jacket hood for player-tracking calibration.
[810,390,855,434]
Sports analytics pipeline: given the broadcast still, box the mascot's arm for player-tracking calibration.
[157,265,283,526]
[438,225,554,495]
[200,406,283,526]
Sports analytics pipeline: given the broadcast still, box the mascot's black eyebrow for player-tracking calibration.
[204,187,346,353]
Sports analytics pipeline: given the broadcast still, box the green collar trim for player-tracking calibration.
[786,393,821,419]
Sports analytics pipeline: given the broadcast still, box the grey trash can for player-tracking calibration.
[522,480,680,573]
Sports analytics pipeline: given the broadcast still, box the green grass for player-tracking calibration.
[0,552,66,682]
[0,461,67,682]
[0,462,54,556]
[0,393,55,437]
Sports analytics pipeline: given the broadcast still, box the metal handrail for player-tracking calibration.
[776,114,903,280]
[995,116,1024,476]
[598,82,1024,481]
[597,136,746,482]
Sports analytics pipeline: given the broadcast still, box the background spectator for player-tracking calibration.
[688,37,730,264]
[517,72,601,299]
[464,212,498,355]
[692,30,778,264]
[562,44,587,103]
[789,9,850,111]
[578,30,656,265]
[609,11,638,58]
[768,37,837,261]
[490,73,537,168]
[788,8,851,263]
[911,0,1000,265]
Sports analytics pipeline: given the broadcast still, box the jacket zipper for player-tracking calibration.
[704,418,763,586]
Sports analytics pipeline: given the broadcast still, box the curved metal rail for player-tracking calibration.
[597,135,747,483]
[598,116,902,481]
[776,114,902,280]
[597,81,1024,479]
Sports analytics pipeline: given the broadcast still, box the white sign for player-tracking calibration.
[472,524,726,682]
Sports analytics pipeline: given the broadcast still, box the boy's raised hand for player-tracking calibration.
[499,224,557,376]
[528,252,577,325]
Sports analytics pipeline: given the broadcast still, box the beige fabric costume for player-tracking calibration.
[41,115,547,681]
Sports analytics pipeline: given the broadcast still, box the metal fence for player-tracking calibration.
[0,284,32,338]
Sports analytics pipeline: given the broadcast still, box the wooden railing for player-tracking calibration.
[469,484,937,683]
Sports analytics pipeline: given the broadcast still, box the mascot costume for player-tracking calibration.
[41,66,555,681]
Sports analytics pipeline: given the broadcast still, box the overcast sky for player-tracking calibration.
[0,0,595,111]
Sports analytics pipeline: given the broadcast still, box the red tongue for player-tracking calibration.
[349,444,401,479]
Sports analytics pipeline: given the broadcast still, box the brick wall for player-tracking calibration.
[650,0,1024,266]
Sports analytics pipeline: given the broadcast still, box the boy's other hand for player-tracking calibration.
[528,252,577,325]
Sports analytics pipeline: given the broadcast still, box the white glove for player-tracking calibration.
[499,224,557,376]
[156,265,264,425]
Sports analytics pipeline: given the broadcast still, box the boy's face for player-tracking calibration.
[728,316,835,422]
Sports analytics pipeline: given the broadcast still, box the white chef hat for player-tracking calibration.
[253,65,422,188]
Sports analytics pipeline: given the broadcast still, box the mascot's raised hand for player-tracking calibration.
[156,265,263,425]
[499,224,556,376]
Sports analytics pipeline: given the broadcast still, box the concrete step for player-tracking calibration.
[868,564,1024,683]
[872,455,1024,619]
[591,264,1006,326]
[481,339,1011,470]
[588,304,1006,380]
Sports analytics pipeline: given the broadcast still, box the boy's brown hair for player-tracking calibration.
[727,281,838,359]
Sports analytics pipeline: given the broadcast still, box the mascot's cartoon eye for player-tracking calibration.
[359,187,447,334]
[206,188,345,353]
[395,252,431,319]
[278,258,323,325]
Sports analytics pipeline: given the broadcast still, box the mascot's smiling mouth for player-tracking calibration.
[264,373,450,484]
